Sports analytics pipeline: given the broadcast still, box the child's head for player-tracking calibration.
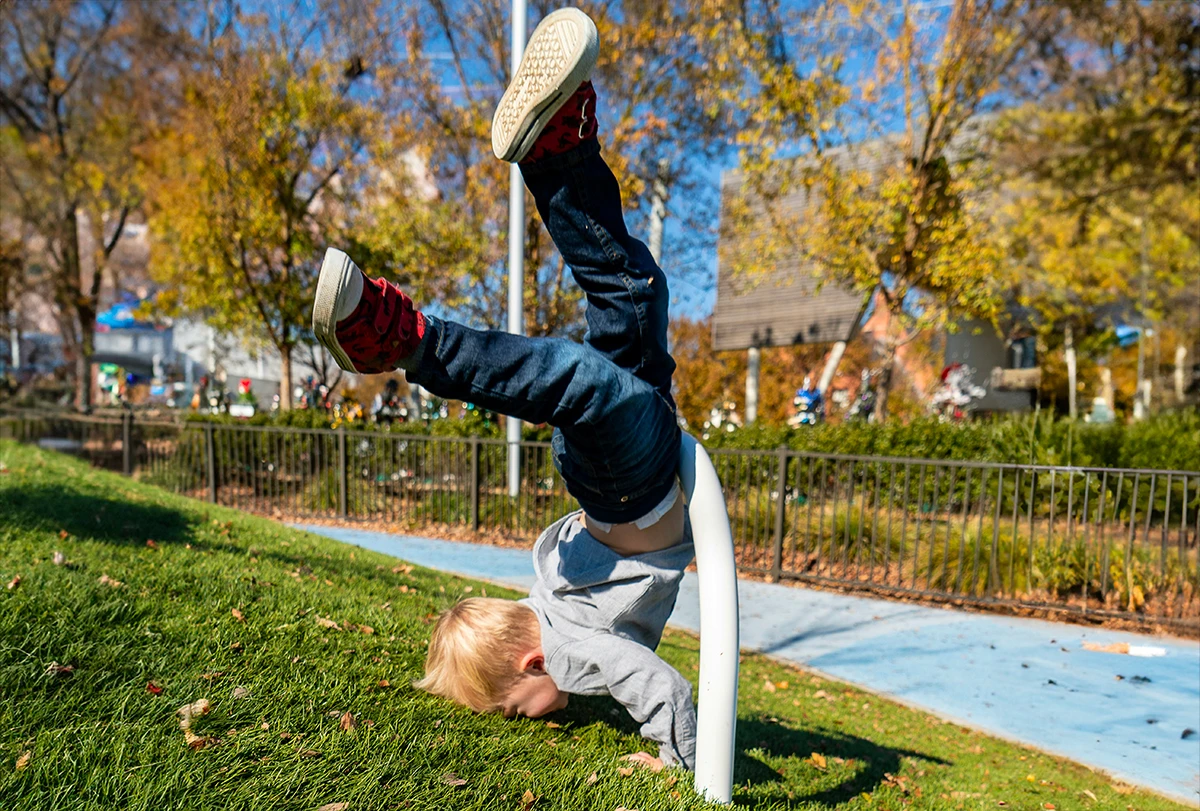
[414,597,568,718]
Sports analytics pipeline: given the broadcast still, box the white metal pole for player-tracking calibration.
[506,0,527,498]
[817,340,847,395]
[678,432,739,804]
[745,347,760,424]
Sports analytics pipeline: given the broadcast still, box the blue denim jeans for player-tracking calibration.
[409,140,681,524]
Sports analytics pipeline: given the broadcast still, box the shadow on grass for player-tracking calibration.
[550,696,948,808]
[733,717,949,808]
[0,483,196,545]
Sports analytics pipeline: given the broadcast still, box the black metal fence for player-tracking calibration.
[3,412,1197,631]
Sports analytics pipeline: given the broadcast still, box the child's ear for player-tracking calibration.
[517,650,546,674]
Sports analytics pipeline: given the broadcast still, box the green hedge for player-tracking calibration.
[701,410,1200,471]
[182,409,1200,472]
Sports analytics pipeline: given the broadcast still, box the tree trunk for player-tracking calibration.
[279,344,293,410]
[875,347,897,423]
[1064,324,1077,419]
[75,304,96,413]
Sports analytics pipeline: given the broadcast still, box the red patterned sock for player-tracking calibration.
[520,81,599,164]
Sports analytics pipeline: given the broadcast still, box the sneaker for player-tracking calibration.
[492,7,599,163]
[312,248,425,374]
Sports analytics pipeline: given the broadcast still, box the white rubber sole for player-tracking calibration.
[312,248,361,373]
[492,7,599,162]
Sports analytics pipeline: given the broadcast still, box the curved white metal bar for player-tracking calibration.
[678,432,739,804]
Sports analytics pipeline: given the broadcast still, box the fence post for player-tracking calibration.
[205,423,218,503]
[771,447,790,582]
[121,411,133,476]
[470,436,481,532]
[337,425,348,518]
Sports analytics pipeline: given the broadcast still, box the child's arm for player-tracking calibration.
[566,633,696,769]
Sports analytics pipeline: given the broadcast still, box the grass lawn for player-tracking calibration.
[0,440,1187,811]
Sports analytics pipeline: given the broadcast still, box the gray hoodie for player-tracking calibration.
[520,510,697,769]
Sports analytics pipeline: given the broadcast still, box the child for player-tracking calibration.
[311,7,695,770]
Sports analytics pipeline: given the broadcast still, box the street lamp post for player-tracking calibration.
[506,0,527,498]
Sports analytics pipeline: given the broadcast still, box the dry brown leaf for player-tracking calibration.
[6,575,20,591]
[391,564,413,574]
[544,721,561,729]
[585,772,598,785]
[763,678,776,693]
[316,804,348,811]
[519,789,536,810]
[98,574,124,588]
[377,680,391,689]
[231,608,245,623]
[664,774,678,787]
[440,772,467,787]
[146,539,159,549]
[1082,641,1130,655]
[58,529,69,539]
[1081,789,1098,802]
[45,662,74,677]
[200,672,225,681]
[15,751,31,771]
[299,749,322,758]
[315,615,340,630]
[617,766,634,777]
[357,625,374,635]
[810,752,827,770]
[176,698,211,730]
[338,712,358,731]
[232,686,250,700]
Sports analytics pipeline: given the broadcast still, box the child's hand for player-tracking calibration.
[622,752,664,772]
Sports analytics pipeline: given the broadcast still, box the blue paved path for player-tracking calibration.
[295,524,1200,806]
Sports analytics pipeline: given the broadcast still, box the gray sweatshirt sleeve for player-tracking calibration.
[561,634,697,770]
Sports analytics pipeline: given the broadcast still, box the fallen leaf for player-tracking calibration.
[391,564,413,574]
[544,721,560,729]
[15,751,31,771]
[6,575,20,591]
[98,574,124,588]
[1081,790,1097,802]
[316,804,348,811]
[52,551,66,566]
[440,772,467,787]
[146,539,159,549]
[58,530,69,539]
[357,625,374,635]
[200,672,225,681]
[810,752,827,769]
[377,680,391,689]
[298,749,321,758]
[231,608,245,623]
[232,686,250,700]
[315,615,340,630]
[338,711,358,731]
[519,789,535,810]
[617,766,634,777]
[1082,641,1129,654]
[176,698,211,729]
[45,662,74,677]
[763,678,776,692]
[146,682,164,696]
[1044,804,1056,810]
[585,772,598,785]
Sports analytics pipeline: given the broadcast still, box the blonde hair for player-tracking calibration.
[413,597,540,712]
